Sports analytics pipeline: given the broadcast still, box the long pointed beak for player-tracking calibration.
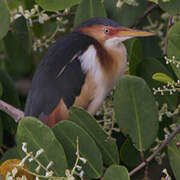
[114,27,155,38]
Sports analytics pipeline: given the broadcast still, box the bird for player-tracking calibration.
[25,17,154,127]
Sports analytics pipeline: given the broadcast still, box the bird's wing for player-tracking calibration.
[25,32,96,123]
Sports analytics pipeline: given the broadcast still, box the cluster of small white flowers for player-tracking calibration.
[158,104,180,122]
[32,17,67,52]
[152,82,179,95]
[165,56,180,68]
[116,0,139,8]
[6,168,27,180]
[13,140,87,180]
[17,142,55,179]
[70,138,87,180]
[11,5,50,26]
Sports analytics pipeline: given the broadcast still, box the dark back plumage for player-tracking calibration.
[25,32,96,117]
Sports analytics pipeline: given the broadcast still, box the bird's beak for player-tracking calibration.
[113,27,155,38]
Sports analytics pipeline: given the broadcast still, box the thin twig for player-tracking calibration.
[0,100,24,122]
[129,124,180,176]
[163,16,173,56]
[131,4,159,28]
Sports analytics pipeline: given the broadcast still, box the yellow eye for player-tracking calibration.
[104,28,109,34]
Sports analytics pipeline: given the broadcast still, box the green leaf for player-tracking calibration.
[128,38,143,75]
[136,58,178,110]
[103,165,130,180]
[104,0,148,27]
[16,117,67,176]
[152,73,174,84]
[114,75,158,151]
[53,120,103,178]
[7,0,25,10]
[0,69,20,133]
[120,138,150,167]
[149,0,158,3]
[3,16,33,77]
[0,147,20,165]
[69,106,119,165]
[0,0,10,40]
[159,0,180,15]
[168,133,180,179]
[74,0,106,28]
[167,21,180,80]
[35,0,80,11]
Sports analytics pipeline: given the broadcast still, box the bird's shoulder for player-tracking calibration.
[41,31,97,65]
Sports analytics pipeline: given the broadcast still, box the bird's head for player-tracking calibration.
[75,17,154,50]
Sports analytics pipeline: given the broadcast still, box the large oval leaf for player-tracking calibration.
[0,0,10,40]
[69,106,119,165]
[104,0,148,27]
[74,0,106,28]
[114,75,158,151]
[53,120,103,179]
[168,133,180,179]
[103,165,130,180]
[159,0,180,15]
[16,117,67,176]
[3,16,33,77]
[167,21,180,80]
[35,0,80,12]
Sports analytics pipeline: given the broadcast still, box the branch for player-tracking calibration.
[0,100,24,122]
[131,4,159,28]
[129,124,180,176]
[163,16,173,56]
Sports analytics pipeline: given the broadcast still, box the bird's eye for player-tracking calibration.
[104,28,109,34]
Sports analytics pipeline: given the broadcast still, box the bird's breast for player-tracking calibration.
[99,42,127,91]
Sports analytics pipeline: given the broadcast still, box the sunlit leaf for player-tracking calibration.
[152,73,174,84]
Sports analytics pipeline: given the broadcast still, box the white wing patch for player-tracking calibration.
[79,45,104,84]
[79,45,106,114]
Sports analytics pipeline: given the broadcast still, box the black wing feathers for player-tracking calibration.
[25,32,96,117]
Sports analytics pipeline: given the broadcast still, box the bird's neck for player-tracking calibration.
[95,40,127,89]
